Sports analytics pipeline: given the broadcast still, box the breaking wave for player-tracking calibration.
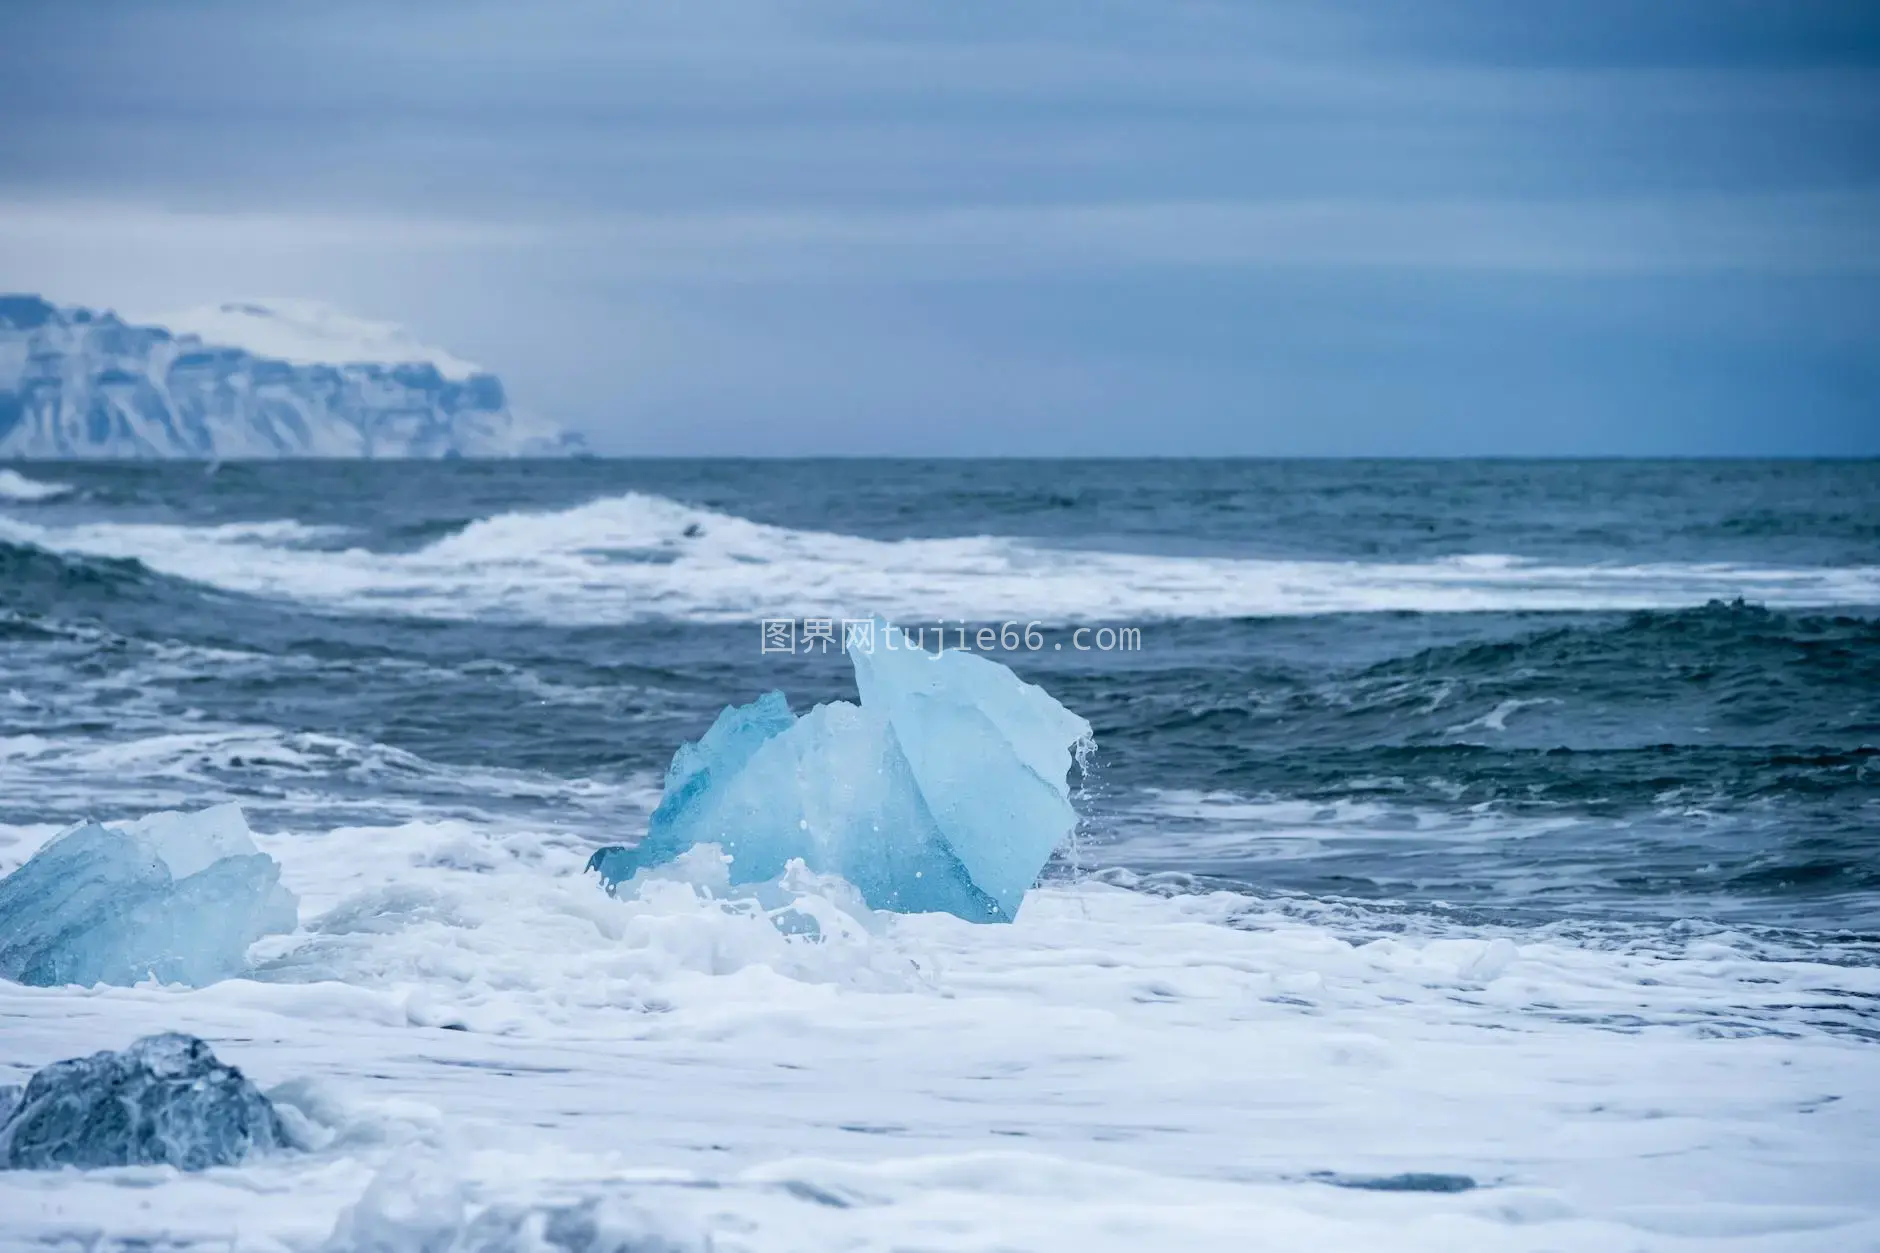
[6,491,1880,625]
[0,469,71,503]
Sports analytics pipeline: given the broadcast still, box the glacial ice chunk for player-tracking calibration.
[117,802,268,880]
[0,803,298,987]
[851,624,1095,919]
[590,621,1092,922]
[602,689,798,879]
[0,1033,288,1171]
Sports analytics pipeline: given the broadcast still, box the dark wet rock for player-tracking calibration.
[0,1033,287,1171]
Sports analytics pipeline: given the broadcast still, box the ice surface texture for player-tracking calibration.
[0,1033,287,1171]
[590,621,1092,921]
[0,803,298,987]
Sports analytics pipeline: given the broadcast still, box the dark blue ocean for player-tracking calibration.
[3,459,1877,948]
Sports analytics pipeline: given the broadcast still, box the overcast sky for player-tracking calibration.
[1,1,1876,454]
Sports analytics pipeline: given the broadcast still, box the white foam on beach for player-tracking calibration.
[0,814,1874,1251]
[4,491,1878,624]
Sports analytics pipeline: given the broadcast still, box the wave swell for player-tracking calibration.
[6,492,1880,625]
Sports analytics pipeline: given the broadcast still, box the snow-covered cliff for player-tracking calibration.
[0,296,584,458]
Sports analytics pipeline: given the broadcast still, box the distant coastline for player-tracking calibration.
[0,295,585,459]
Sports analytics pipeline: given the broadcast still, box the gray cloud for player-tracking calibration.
[1,1,1875,454]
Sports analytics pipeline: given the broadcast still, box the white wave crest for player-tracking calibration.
[0,469,72,503]
[3,491,1878,624]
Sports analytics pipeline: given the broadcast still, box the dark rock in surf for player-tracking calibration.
[0,1033,287,1171]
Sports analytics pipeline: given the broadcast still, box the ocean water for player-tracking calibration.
[1,459,1877,1251]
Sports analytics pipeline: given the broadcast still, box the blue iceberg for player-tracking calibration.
[590,621,1092,921]
[0,1033,288,1171]
[0,803,298,988]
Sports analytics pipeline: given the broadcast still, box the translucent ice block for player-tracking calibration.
[590,621,1091,921]
[0,804,298,988]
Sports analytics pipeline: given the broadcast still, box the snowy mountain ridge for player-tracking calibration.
[151,298,486,382]
[0,295,584,458]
